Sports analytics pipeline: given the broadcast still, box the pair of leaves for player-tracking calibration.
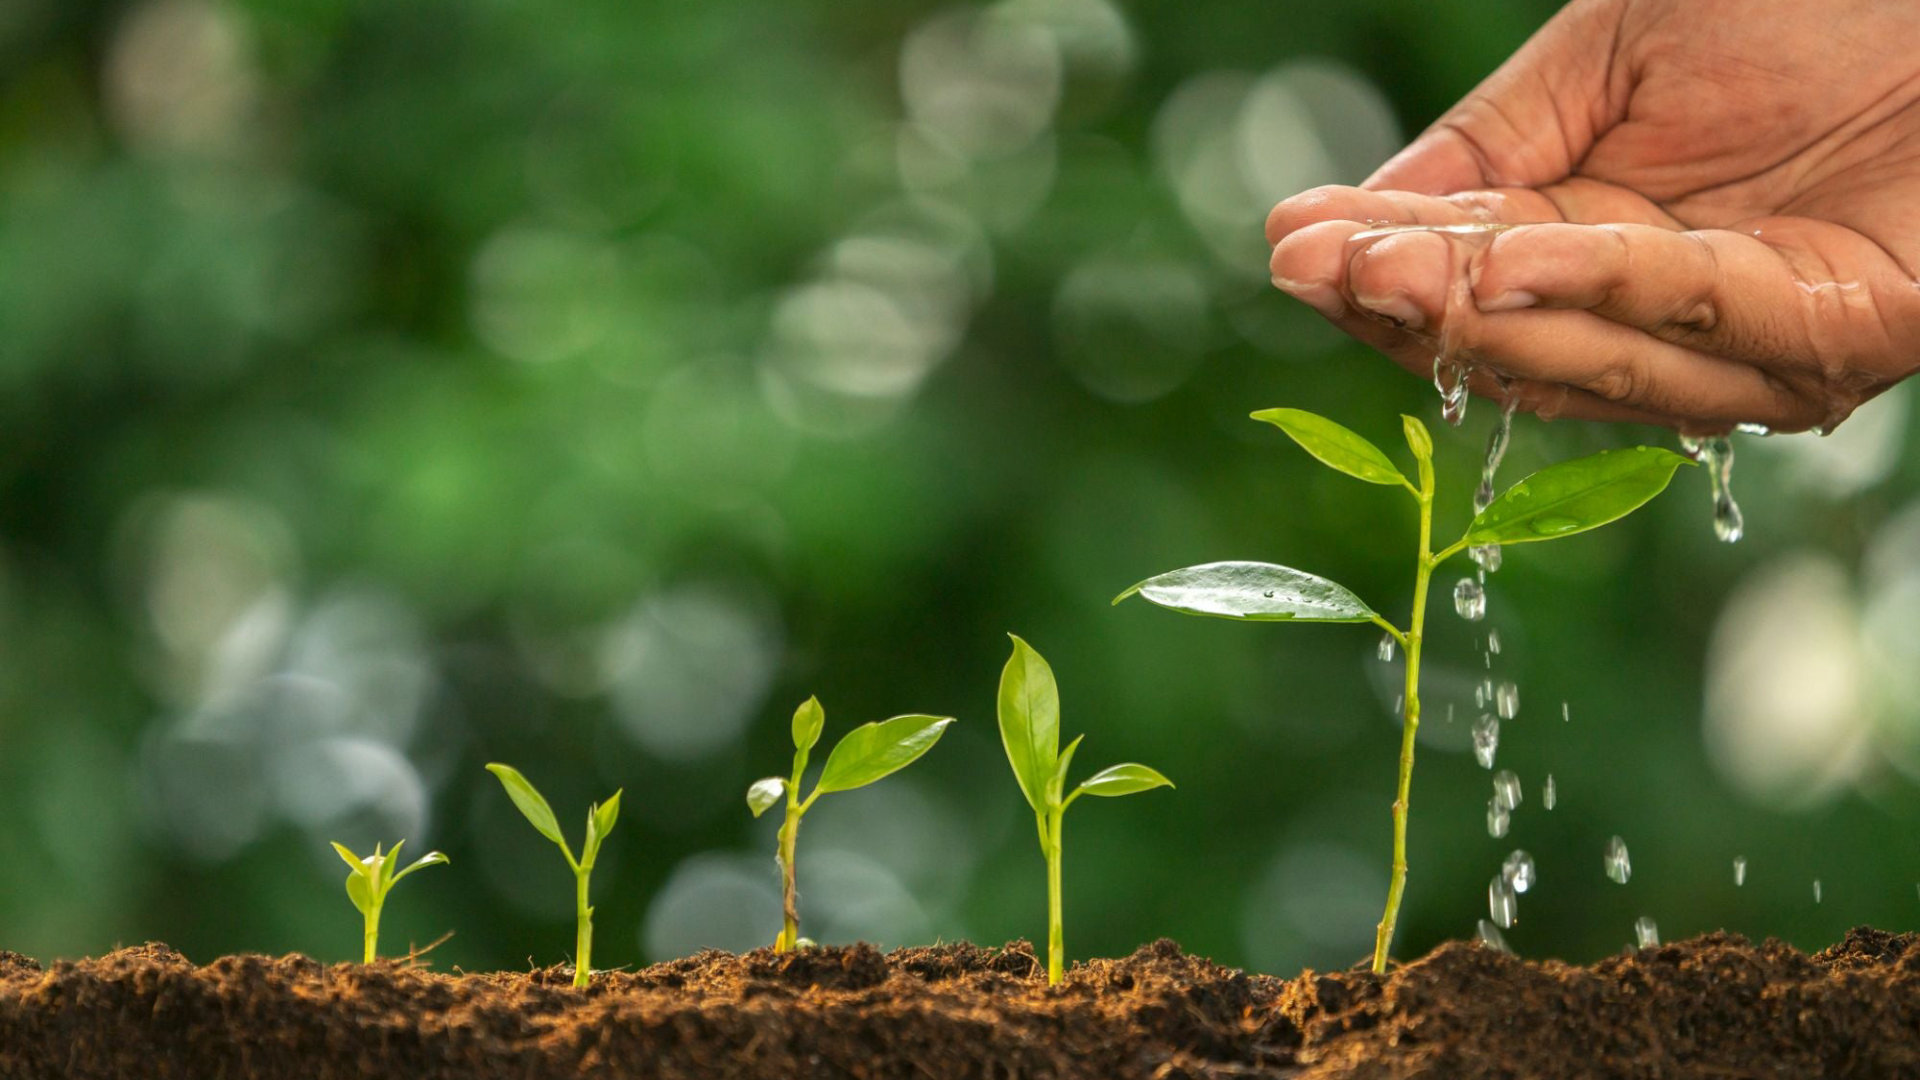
[1115,410,1690,623]
[486,763,621,872]
[331,839,449,915]
[747,697,954,817]
[998,635,1172,816]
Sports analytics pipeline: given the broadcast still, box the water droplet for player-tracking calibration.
[1469,543,1504,572]
[1377,634,1396,662]
[1733,856,1747,887]
[1433,354,1471,427]
[1679,434,1744,543]
[1495,682,1519,720]
[1560,700,1570,723]
[1502,850,1536,894]
[1634,916,1660,948]
[1488,873,1517,928]
[1486,797,1510,838]
[1472,714,1500,769]
[1605,836,1632,884]
[1493,769,1522,811]
[1529,515,1582,536]
[1476,918,1512,953]
[1813,879,1822,904]
[1735,422,1772,436]
[1454,578,1486,621]
[1542,774,1556,810]
[1393,694,1404,716]
[1487,629,1501,655]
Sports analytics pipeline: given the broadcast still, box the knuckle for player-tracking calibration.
[1586,354,1648,403]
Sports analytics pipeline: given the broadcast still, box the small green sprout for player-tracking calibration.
[329,839,448,964]
[997,635,1173,985]
[485,763,621,988]
[1116,407,1688,973]
[747,696,954,952]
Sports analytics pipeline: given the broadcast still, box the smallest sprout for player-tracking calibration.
[329,839,449,964]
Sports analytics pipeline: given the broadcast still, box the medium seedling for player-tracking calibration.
[747,696,954,951]
[997,634,1173,985]
[1116,407,1687,973]
[330,839,448,963]
[486,763,621,988]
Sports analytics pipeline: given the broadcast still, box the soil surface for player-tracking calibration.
[0,928,1915,1079]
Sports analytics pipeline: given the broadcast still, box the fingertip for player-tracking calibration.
[1265,185,1370,247]
[1270,219,1367,317]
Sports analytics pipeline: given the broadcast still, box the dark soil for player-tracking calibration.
[1,928,1915,1079]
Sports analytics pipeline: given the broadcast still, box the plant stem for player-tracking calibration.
[1044,806,1064,985]
[574,869,593,989]
[775,806,801,952]
[1372,481,1434,973]
[363,901,380,964]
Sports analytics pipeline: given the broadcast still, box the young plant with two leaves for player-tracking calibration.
[747,697,954,951]
[998,634,1173,985]
[1115,407,1688,973]
[486,763,621,988]
[329,839,449,963]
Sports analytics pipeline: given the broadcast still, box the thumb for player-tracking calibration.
[1365,0,1626,195]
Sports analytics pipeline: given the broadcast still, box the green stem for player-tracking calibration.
[574,869,593,988]
[776,805,801,952]
[1372,482,1434,973]
[363,901,381,964]
[1044,806,1064,985]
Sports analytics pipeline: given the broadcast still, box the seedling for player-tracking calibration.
[329,839,448,963]
[485,763,621,988]
[997,634,1173,985]
[747,696,954,951]
[1116,407,1687,973]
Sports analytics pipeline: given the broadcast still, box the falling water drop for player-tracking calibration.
[1434,354,1471,427]
[1542,774,1556,810]
[1454,578,1486,621]
[1734,856,1747,887]
[1813,879,1823,904]
[1476,919,1513,953]
[1488,874,1517,928]
[1560,701,1570,723]
[1469,543,1504,573]
[1605,836,1632,884]
[1492,769,1522,811]
[1502,850,1536,894]
[1679,434,1744,543]
[1472,714,1500,769]
[1634,916,1660,948]
[1495,682,1519,720]
[1487,629,1501,655]
[1486,798,1511,838]
[1378,633,1396,662]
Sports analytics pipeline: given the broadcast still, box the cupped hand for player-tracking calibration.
[1266,0,1920,433]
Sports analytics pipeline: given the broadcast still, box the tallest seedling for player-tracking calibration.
[1117,408,1687,972]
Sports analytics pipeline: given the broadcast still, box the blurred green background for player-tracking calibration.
[1,0,1915,976]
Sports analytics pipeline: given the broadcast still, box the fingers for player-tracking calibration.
[1266,179,1679,249]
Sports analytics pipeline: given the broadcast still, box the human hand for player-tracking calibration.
[1265,0,1920,433]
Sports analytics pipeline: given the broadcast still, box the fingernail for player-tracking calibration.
[1353,290,1426,330]
[1272,276,1346,318]
[1478,290,1537,313]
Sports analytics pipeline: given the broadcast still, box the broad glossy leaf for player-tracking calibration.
[390,851,449,886]
[330,841,368,876]
[791,696,825,753]
[1075,762,1174,799]
[746,776,787,817]
[1401,414,1433,465]
[1463,446,1690,546]
[1113,561,1376,622]
[344,868,374,915]
[998,635,1061,813]
[1252,408,1407,487]
[817,714,954,793]
[486,763,565,847]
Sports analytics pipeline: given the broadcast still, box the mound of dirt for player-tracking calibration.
[0,929,1914,1078]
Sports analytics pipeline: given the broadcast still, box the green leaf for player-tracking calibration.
[344,868,374,915]
[791,696,825,753]
[1075,763,1175,799]
[998,634,1061,813]
[1046,733,1086,807]
[746,776,786,817]
[1113,561,1376,622]
[330,841,368,877]
[381,839,405,887]
[390,851,449,886]
[816,714,954,793]
[1252,408,1408,487]
[1401,414,1433,465]
[486,763,566,848]
[1463,446,1691,546]
[593,791,622,841]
